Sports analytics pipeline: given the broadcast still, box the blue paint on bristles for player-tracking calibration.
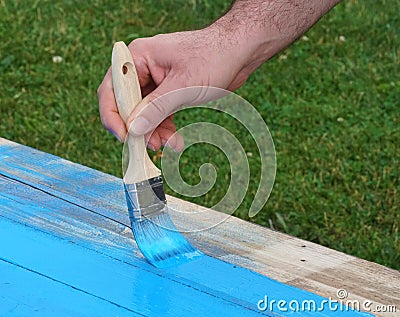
[131,213,203,268]
[124,178,203,268]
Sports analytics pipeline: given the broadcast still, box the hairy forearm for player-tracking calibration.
[223,0,341,39]
[209,0,341,76]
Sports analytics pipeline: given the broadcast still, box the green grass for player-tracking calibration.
[0,0,398,269]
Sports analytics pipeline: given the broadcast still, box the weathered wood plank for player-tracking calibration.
[0,138,397,316]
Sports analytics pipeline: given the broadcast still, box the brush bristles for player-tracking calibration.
[131,212,203,268]
[124,178,203,268]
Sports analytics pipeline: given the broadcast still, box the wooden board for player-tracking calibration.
[0,138,398,316]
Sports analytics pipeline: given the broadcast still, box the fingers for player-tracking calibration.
[97,57,185,151]
[145,116,184,152]
[166,131,184,152]
[98,68,127,142]
[127,39,159,97]
[97,39,156,143]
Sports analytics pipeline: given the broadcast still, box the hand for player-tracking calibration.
[98,28,252,151]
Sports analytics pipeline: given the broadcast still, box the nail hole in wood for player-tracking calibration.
[122,65,128,75]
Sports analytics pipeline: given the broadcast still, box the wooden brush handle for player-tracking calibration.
[112,41,160,183]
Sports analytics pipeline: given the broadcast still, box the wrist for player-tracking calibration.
[205,13,285,77]
[205,0,342,76]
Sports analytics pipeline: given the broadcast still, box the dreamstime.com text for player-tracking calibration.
[257,289,397,314]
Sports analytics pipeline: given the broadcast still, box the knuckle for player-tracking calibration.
[150,98,168,118]
[128,37,149,52]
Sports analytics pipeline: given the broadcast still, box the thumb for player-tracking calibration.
[126,79,187,136]
[126,81,228,136]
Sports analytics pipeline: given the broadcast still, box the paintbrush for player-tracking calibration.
[111,41,203,268]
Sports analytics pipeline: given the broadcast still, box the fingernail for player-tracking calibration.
[131,117,150,135]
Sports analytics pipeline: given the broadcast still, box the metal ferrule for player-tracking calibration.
[124,176,167,221]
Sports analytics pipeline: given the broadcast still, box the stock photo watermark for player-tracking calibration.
[123,87,276,232]
[257,289,397,314]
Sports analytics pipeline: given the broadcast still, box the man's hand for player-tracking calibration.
[97,0,341,151]
[98,29,252,151]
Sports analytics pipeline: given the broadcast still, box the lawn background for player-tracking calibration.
[0,0,398,270]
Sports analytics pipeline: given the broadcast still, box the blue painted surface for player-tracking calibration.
[0,142,372,316]
[0,258,143,317]
[0,216,263,317]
